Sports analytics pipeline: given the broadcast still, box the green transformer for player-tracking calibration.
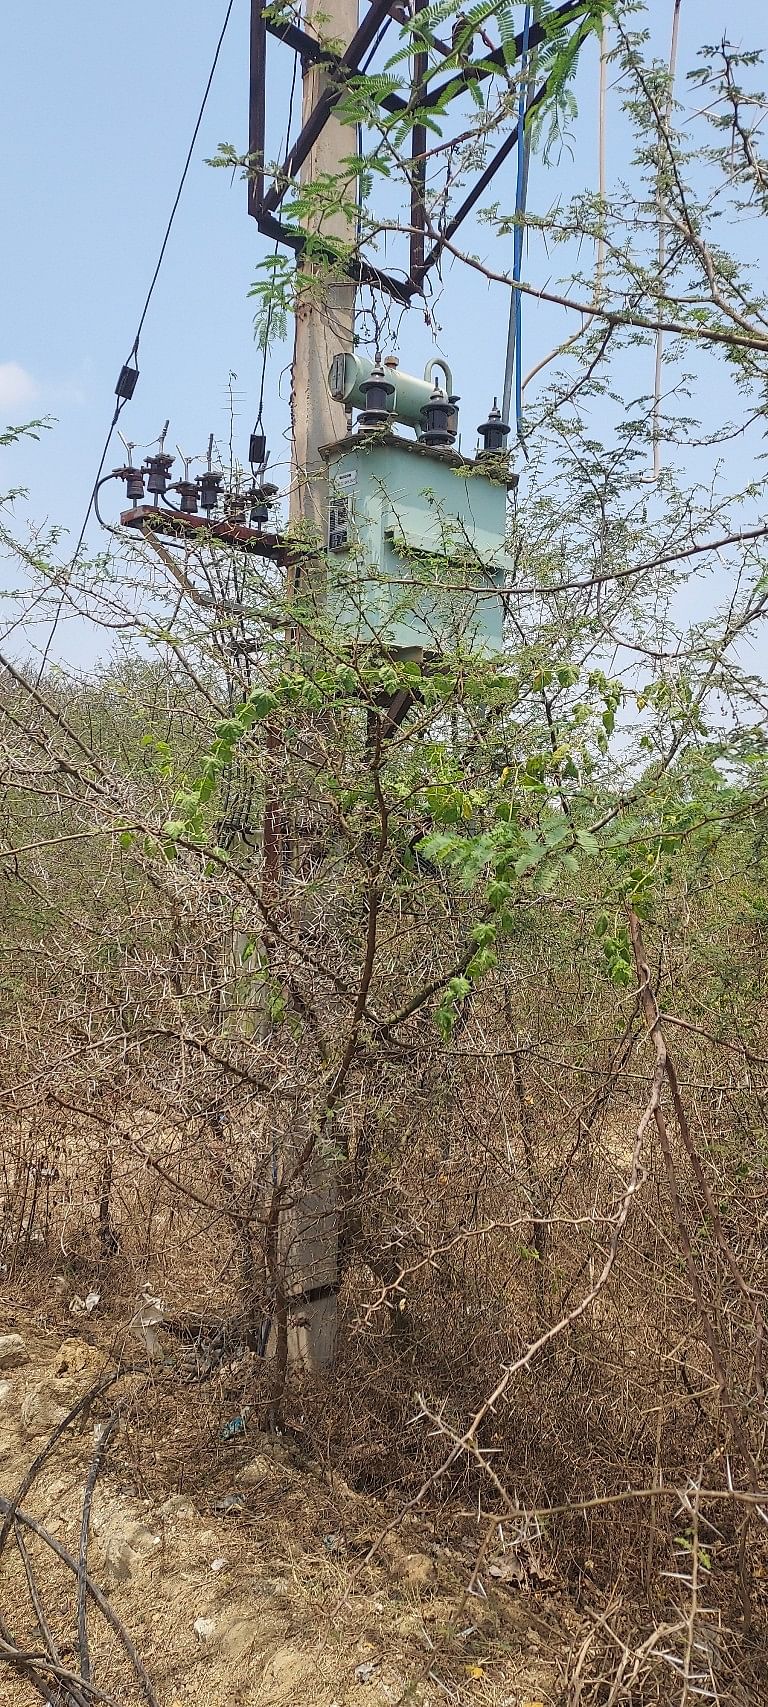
[319,432,514,659]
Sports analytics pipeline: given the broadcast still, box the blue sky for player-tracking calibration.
[2,0,767,666]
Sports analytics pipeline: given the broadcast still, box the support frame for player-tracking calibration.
[248,0,597,301]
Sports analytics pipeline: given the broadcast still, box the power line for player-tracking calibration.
[130,0,237,358]
[254,51,300,431]
[501,2,532,445]
[39,0,237,680]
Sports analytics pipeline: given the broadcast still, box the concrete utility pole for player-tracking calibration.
[289,0,358,541]
[283,0,358,1372]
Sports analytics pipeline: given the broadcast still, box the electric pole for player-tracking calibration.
[242,0,597,1376]
[282,0,358,1371]
[289,0,358,538]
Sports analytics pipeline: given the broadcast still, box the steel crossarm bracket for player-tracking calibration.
[255,0,398,221]
[256,208,413,303]
[249,0,599,300]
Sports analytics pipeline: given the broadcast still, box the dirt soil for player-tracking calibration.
[0,1309,586,1707]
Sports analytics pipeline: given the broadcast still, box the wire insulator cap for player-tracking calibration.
[115,365,139,401]
[357,361,396,432]
[113,464,145,504]
[224,491,247,525]
[419,386,456,447]
[170,479,198,514]
[197,470,223,513]
[248,481,278,529]
[477,399,510,457]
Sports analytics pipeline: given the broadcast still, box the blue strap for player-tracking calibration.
[502,3,532,444]
[514,4,531,440]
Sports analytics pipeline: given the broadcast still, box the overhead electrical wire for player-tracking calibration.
[254,52,300,433]
[501,2,532,446]
[38,0,236,681]
[129,0,237,363]
[220,38,302,851]
[514,2,682,463]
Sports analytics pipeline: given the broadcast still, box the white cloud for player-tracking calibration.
[0,362,40,411]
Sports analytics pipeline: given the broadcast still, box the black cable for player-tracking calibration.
[362,15,391,73]
[38,0,236,682]
[254,52,300,430]
[92,470,122,530]
[35,398,128,681]
[70,403,127,565]
[131,0,236,358]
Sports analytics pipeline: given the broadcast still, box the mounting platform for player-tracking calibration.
[120,506,288,561]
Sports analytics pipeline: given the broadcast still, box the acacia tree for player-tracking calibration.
[3,2,768,1696]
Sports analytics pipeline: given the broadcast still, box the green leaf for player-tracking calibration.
[467,946,497,977]
[470,922,497,948]
[544,821,570,849]
[418,831,462,865]
[243,688,279,723]
[514,842,546,876]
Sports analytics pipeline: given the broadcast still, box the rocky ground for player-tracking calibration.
[0,1319,582,1707]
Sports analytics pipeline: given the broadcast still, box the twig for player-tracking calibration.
[464,1484,768,1522]
[681,1481,701,1707]
[628,909,761,1494]
[348,1129,646,1592]
[0,1365,144,1558]
[14,1521,63,1666]
[0,1631,116,1700]
[424,227,768,354]
[0,1614,61,1707]
[453,1512,498,1622]
[0,1497,160,1707]
[78,1405,124,1685]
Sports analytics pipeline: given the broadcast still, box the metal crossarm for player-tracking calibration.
[248,0,599,300]
[250,0,396,223]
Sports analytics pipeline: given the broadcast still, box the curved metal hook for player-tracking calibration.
[424,357,453,395]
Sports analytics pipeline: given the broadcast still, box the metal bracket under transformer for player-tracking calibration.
[120,507,288,561]
[248,0,599,301]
